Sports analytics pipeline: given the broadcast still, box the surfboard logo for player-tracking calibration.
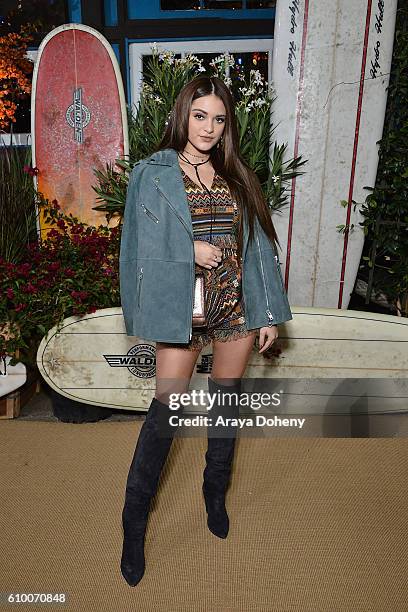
[103,344,156,379]
[65,87,91,143]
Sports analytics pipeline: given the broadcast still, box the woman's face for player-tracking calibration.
[187,94,226,153]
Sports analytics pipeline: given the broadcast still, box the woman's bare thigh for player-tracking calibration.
[155,343,202,404]
[211,331,257,385]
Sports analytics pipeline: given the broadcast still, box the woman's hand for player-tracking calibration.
[258,325,278,353]
[194,240,223,269]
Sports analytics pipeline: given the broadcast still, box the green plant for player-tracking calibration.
[92,47,306,220]
[0,143,38,262]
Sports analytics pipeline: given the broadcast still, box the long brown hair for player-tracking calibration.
[156,75,280,261]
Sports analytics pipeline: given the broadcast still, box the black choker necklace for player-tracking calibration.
[178,151,210,167]
[182,149,210,160]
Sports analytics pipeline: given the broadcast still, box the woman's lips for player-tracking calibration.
[200,136,214,140]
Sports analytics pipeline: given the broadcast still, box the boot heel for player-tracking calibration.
[202,482,229,538]
[121,505,149,586]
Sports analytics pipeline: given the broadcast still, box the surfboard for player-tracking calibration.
[271,0,398,309]
[31,23,128,233]
[36,306,408,415]
[0,357,27,398]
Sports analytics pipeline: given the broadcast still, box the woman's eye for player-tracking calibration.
[193,114,225,123]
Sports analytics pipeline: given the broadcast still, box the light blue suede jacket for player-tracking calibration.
[119,147,293,343]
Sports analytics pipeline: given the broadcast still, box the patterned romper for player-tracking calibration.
[164,168,256,352]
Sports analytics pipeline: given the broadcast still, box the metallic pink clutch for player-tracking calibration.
[192,272,206,327]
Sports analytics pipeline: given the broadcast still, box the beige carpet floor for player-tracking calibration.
[1,421,407,612]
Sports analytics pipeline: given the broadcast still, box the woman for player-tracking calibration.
[119,75,292,586]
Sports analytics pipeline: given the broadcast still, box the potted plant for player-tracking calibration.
[0,192,120,421]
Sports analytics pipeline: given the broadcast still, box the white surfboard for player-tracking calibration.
[36,307,408,415]
[0,357,27,398]
[271,0,398,309]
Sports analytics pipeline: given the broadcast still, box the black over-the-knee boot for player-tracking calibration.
[121,397,178,586]
[202,377,241,539]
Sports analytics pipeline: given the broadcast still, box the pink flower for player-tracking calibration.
[37,279,51,288]
[70,290,89,302]
[22,282,36,294]
[15,303,27,312]
[46,261,61,272]
[17,262,31,277]
[6,288,14,299]
[23,165,39,177]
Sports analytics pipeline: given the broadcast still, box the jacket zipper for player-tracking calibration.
[141,203,159,224]
[154,182,194,341]
[154,183,193,241]
[274,254,285,290]
[256,227,274,326]
[137,267,143,309]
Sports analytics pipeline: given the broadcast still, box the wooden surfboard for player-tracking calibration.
[31,23,128,232]
[36,307,408,415]
[271,0,398,309]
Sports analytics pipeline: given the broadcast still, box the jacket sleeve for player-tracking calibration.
[119,164,141,335]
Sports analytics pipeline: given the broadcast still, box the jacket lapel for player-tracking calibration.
[146,150,193,239]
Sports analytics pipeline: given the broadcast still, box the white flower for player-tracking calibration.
[158,50,176,65]
[186,53,199,63]
[211,52,235,68]
[225,52,235,67]
[211,55,223,65]
[197,65,206,73]
[251,69,264,85]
